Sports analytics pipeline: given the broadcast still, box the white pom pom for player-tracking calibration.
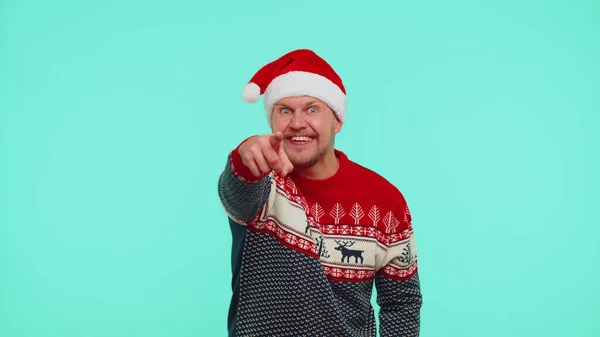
[242,82,260,103]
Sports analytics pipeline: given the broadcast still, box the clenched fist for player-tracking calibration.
[238,132,294,178]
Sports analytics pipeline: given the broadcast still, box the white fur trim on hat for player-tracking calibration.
[263,71,346,123]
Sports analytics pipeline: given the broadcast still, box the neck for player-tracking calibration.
[294,150,339,180]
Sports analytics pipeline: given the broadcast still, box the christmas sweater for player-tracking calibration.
[218,142,422,337]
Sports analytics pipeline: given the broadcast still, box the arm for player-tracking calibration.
[219,138,275,335]
[217,132,294,224]
[375,271,422,337]
[217,138,272,225]
[375,202,422,337]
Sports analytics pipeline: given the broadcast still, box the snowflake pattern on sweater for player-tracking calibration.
[218,146,422,337]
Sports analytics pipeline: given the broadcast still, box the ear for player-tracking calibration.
[333,116,343,134]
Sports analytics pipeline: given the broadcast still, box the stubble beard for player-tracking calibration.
[287,139,331,169]
[290,151,321,169]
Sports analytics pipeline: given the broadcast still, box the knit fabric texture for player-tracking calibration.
[218,146,422,337]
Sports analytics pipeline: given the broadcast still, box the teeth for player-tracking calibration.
[291,136,311,141]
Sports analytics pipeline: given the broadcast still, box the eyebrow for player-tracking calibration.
[273,101,320,109]
[304,100,320,107]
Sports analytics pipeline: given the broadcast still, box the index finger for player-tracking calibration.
[269,131,284,150]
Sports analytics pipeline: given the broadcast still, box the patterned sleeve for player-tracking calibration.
[375,201,422,337]
[375,271,422,337]
[217,139,272,225]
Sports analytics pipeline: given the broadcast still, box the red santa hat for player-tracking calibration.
[241,49,347,123]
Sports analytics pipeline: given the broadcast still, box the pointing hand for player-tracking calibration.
[238,132,294,178]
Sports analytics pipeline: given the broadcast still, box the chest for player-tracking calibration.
[248,176,404,281]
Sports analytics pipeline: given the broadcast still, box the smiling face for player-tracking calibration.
[271,96,342,169]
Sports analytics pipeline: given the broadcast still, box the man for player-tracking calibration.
[218,49,422,337]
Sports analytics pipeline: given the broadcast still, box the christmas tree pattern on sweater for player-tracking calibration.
[219,147,422,337]
[241,173,418,282]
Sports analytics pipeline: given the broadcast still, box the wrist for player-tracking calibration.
[230,135,264,183]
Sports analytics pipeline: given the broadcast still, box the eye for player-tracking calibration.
[308,107,318,113]
[281,108,291,114]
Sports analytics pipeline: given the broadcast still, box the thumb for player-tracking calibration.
[269,131,284,150]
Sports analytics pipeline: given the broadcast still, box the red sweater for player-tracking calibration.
[219,141,421,337]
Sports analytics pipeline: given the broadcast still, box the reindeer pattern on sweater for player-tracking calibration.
[219,146,422,337]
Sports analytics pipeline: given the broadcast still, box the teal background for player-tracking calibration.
[1,0,598,336]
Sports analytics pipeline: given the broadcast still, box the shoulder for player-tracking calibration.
[346,159,414,235]
[345,157,407,205]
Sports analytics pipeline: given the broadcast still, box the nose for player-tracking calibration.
[289,110,307,130]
